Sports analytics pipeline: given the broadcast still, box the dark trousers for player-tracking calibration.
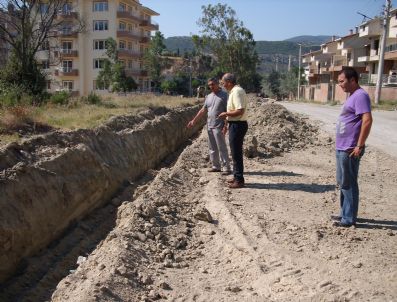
[228,121,248,182]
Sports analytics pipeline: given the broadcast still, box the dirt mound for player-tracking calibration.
[245,96,320,158]
[0,106,202,283]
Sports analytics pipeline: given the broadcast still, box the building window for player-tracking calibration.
[62,81,74,91]
[93,40,106,50]
[118,3,126,11]
[41,40,50,50]
[128,41,132,50]
[93,20,108,31]
[42,60,50,70]
[62,41,73,53]
[62,60,73,72]
[93,2,108,12]
[94,80,105,90]
[128,60,133,69]
[119,40,126,49]
[60,2,73,14]
[39,3,49,14]
[94,59,105,69]
[47,80,51,90]
[119,22,126,31]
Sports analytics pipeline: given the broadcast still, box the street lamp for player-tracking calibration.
[297,43,302,100]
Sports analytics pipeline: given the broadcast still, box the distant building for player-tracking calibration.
[36,0,159,96]
[300,9,397,103]
[0,6,16,69]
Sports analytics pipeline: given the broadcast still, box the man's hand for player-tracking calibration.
[222,126,228,135]
[349,146,362,157]
[218,112,227,120]
[187,120,194,128]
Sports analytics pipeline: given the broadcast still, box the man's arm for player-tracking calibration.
[187,107,207,128]
[350,112,373,157]
[218,108,244,119]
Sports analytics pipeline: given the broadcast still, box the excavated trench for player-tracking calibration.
[0,105,203,299]
[0,98,324,301]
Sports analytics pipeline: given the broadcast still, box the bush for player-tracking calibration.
[86,92,102,105]
[0,105,34,132]
[50,91,71,105]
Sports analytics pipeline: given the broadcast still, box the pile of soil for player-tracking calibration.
[244,96,322,158]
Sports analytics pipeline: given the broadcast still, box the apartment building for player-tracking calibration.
[0,6,16,69]
[37,0,159,96]
[301,9,397,103]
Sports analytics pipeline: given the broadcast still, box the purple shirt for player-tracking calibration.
[336,88,371,151]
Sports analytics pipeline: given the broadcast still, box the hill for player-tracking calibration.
[163,36,325,74]
[284,35,334,45]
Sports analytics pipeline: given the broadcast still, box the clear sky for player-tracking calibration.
[142,0,397,41]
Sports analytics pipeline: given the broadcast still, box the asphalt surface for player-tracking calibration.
[282,102,397,159]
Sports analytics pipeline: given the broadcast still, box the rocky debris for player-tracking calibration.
[3,101,396,302]
[193,206,213,223]
[245,95,319,158]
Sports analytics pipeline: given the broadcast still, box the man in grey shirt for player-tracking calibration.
[187,78,231,174]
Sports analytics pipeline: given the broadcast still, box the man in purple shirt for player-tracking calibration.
[333,67,373,227]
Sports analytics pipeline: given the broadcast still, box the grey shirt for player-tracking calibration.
[203,90,228,129]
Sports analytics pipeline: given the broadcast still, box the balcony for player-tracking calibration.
[320,67,330,74]
[125,69,148,77]
[139,19,159,31]
[118,49,142,58]
[140,36,150,44]
[117,30,141,40]
[369,55,379,61]
[55,49,79,58]
[333,56,347,67]
[358,56,370,62]
[117,10,141,23]
[56,11,78,20]
[57,29,78,38]
[55,68,79,76]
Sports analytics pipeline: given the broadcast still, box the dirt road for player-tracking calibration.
[47,100,396,302]
[282,102,397,158]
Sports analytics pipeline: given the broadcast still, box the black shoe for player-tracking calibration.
[333,221,355,228]
[330,215,341,222]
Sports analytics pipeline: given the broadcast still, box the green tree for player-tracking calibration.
[96,38,137,92]
[195,4,261,91]
[262,70,281,100]
[144,31,167,90]
[0,1,85,97]
[280,67,306,99]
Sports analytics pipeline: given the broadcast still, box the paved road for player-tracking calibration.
[282,102,397,158]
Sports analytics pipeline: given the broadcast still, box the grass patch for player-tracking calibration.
[372,100,397,111]
[0,94,197,147]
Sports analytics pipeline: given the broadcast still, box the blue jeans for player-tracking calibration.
[229,121,248,182]
[336,148,364,225]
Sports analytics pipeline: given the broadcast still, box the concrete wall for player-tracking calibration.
[0,106,203,282]
[301,84,396,103]
[362,85,397,102]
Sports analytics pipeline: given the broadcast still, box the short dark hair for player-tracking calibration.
[208,77,218,84]
[222,73,236,84]
[339,67,359,83]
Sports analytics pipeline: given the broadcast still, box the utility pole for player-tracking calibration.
[375,0,391,105]
[297,44,302,100]
[288,55,291,72]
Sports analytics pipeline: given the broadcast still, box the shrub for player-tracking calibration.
[0,105,34,132]
[50,91,71,105]
[86,92,102,105]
